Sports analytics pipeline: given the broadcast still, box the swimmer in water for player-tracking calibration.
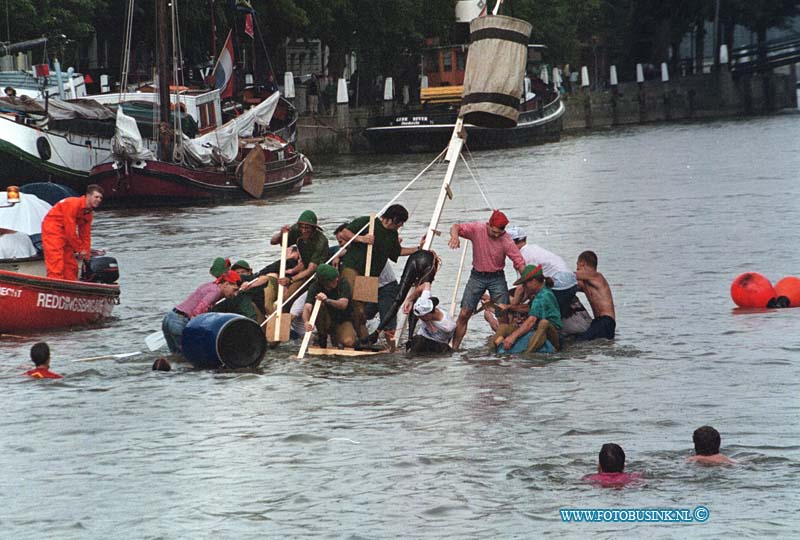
[24,342,63,379]
[583,443,642,487]
[687,426,736,465]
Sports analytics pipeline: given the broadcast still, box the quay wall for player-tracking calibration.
[295,70,797,156]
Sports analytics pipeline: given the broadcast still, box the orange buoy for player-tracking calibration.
[730,272,775,308]
[775,276,800,307]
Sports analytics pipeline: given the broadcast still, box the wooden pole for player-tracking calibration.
[450,241,468,317]
[156,0,171,160]
[298,299,322,359]
[393,288,416,349]
[273,229,289,342]
[422,117,465,251]
[365,212,375,276]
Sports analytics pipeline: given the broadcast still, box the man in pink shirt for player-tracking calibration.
[583,443,643,488]
[448,210,525,349]
[161,270,242,353]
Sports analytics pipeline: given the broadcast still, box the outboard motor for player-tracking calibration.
[81,256,120,284]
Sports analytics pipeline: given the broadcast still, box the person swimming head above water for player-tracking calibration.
[598,442,625,473]
[583,443,642,487]
[687,426,736,465]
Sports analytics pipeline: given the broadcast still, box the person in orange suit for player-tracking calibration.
[41,184,104,280]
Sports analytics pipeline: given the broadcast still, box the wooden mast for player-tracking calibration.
[156,0,171,159]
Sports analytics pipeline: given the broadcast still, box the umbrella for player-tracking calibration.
[0,192,52,235]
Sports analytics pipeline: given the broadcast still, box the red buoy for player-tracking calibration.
[730,272,775,308]
[775,276,800,307]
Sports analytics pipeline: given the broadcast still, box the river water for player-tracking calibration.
[2,113,799,538]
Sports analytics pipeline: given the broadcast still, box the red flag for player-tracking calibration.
[244,13,254,39]
[211,31,235,99]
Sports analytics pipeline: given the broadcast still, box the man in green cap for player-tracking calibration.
[209,257,231,278]
[303,263,356,348]
[338,204,420,340]
[213,259,263,322]
[492,264,562,353]
[263,210,329,316]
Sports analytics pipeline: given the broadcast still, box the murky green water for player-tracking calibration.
[2,113,799,538]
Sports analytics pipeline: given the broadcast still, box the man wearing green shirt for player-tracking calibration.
[492,264,563,353]
[304,264,357,348]
[262,210,329,316]
[338,204,420,339]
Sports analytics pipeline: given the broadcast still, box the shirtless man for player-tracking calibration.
[687,426,736,465]
[575,250,616,341]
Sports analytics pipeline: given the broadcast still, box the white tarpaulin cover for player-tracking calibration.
[112,107,155,161]
[180,91,280,167]
[0,231,37,259]
[0,192,52,235]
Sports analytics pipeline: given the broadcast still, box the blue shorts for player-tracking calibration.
[460,269,509,312]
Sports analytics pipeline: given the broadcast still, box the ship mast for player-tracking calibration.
[156,0,171,159]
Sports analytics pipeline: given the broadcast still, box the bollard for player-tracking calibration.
[580,66,590,87]
[383,76,394,115]
[636,64,647,123]
[540,66,549,85]
[610,65,619,126]
[661,63,671,120]
[719,44,729,65]
[336,77,349,129]
[283,71,295,99]
[552,67,562,92]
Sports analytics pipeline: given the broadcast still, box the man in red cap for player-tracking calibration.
[448,209,525,349]
[41,184,103,280]
[161,270,242,354]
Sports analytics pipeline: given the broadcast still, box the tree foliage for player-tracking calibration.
[0,0,797,80]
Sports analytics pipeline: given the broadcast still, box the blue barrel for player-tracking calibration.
[181,313,266,369]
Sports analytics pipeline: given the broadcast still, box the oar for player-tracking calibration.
[73,351,142,363]
[145,330,167,351]
[353,212,378,302]
[297,299,322,359]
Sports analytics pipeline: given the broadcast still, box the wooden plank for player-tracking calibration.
[305,347,390,357]
[353,212,379,302]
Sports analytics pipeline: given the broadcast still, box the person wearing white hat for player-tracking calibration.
[506,224,588,333]
[406,286,456,354]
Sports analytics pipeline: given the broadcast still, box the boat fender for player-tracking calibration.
[730,272,775,308]
[36,136,51,161]
[774,276,800,307]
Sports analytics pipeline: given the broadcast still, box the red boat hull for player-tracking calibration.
[0,270,119,332]
[89,151,310,206]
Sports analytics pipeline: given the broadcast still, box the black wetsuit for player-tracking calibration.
[373,250,437,337]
